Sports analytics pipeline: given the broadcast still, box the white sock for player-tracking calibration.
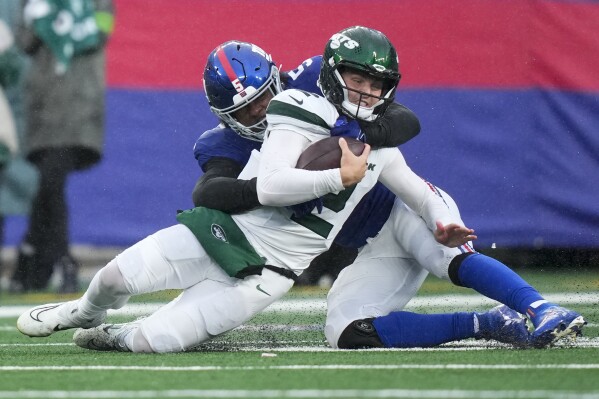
[473,314,480,334]
[529,300,548,309]
[77,260,131,319]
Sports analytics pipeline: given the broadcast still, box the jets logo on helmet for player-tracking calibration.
[329,33,359,50]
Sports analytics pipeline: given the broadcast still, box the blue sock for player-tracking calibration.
[372,311,475,348]
[458,253,544,315]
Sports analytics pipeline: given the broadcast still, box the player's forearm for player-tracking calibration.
[358,102,421,148]
[257,130,344,206]
[193,157,260,213]
[193,176,261,213]
[257,167,342,206]
[380,151,456,231]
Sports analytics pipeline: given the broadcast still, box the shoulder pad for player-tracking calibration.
[266,89,338,137]
[193,126,260,170]
[283,56,323,95]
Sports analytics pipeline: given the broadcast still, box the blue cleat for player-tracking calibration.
[530,306,586,348]
[475,305,531,348]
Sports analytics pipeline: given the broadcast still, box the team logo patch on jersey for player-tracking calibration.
[211,224,228,243]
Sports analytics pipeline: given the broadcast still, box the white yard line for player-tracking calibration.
[1,337,598,350]
[1,292,597,318]
[2,364,599,371]
[0,388,598,399]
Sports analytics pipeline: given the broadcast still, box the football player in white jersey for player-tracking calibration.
[15,28,475,353]
[318,27,586,350]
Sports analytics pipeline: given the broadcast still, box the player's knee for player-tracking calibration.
[129,329,154,353]
[141,310,203,353]
[98,260,130,296]
[448,252,476,287]
[336,318,384,349]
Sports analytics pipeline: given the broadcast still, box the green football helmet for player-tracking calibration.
[319,26,401,121]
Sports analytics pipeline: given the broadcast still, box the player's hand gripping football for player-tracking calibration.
[339,137,371,187]
[434,221,477,248]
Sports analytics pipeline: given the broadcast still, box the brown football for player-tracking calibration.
[296,136,365,170]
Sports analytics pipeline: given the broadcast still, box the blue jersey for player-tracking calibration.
[193,126,261,171]
[328,116,396,249]
[193,56,323,171]
[282,56,323,94]
[195,55,396,249]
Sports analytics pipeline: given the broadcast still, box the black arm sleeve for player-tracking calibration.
[358,102,421,148]
[192,157,261,214]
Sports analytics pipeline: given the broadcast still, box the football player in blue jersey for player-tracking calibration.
[191,41,420,284]
[191,42,419,215]
[192,35,585,350]
[192,41,421,284]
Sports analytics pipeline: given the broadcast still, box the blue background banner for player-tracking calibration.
[3,0,599,249]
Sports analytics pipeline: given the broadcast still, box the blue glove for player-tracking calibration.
[287,197,323,218]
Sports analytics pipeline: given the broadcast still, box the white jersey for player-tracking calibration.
[233,89,454,274]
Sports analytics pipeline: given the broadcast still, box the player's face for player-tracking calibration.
[233,90,274,127]
[341,70,384,108]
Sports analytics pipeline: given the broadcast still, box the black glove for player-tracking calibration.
[358,102,421,148]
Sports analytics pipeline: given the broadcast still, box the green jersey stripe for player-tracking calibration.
[267,100,330,130]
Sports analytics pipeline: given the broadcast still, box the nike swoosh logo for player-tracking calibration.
[256,284,271,296]
[289,95,303,105]
[30,304,60,322]
[103,325,115,333]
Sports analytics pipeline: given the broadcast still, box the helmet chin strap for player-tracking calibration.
[341,100,377,121]
[341,87,384,121]
[336,69,385,121]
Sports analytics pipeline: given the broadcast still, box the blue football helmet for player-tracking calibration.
[203,41,282,141]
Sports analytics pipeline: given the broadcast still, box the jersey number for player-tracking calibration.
[290,186,355,238]
[287,58,314,81]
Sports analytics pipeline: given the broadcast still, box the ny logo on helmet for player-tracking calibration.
[251,44,272,62]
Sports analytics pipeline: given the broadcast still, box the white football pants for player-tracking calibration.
[325,188,473,348]
[114,224,294,352]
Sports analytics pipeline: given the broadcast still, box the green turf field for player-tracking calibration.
[1,270,598,399]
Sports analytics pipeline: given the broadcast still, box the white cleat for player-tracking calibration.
[73,323,138,352]
[16,301,106,337]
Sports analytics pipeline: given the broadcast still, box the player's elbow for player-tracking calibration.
[255,165,291,206]
[256,189,270,205]
[192,186,204,207]
[256,178,280,206]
